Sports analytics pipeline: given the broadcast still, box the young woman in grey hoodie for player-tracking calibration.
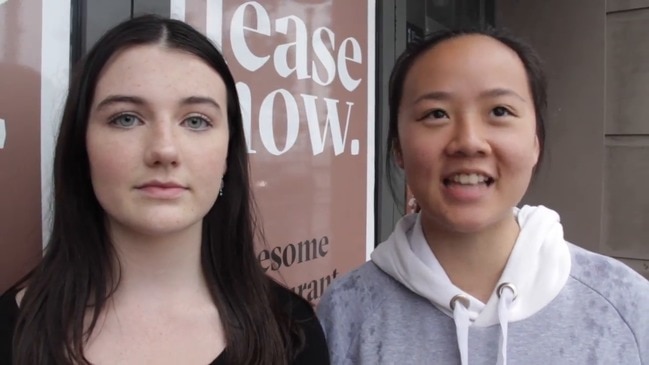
[317,27,649,365]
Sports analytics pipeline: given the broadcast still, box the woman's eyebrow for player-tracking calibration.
[479,88,526,102]
[94,95,146,111]
[180,96,222,111]
[413,91,452,105]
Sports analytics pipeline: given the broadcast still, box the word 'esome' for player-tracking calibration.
[258,236,329,272]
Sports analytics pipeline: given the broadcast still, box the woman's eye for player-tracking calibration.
[426,109,448,119]
[110,114,141,128]
[183,116,212,130]
[492,106,512,117]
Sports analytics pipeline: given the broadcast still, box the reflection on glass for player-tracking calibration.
[406,0,494,36]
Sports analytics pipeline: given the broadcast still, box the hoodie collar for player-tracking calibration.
[371,205,571,327]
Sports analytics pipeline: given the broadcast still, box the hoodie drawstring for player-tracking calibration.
[451,294,471,365]
[451,283,517,365]
[496,283,517,365]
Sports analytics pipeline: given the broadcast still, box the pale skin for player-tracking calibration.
[20,44,230,364]
[396,35,540,303]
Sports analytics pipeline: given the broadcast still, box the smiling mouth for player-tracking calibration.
[443,173,495,187]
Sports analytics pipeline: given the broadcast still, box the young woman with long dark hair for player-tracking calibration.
[0,15,329,365]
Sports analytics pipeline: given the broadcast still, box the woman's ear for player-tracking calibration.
[533,135,540,167]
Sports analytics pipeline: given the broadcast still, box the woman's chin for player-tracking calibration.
[421,207,515,235]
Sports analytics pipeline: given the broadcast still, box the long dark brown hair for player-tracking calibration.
[13,15,300,365]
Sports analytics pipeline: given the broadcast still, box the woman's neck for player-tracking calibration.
[107,220,211,304]
[421,212,520,303]
[83,221,225,362]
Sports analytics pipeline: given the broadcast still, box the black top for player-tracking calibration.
[0,284,330,364]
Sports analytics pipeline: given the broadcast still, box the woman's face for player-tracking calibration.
[396,35,539,234]
[86,44,229,238]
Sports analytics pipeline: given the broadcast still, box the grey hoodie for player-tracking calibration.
[317,205,649,365]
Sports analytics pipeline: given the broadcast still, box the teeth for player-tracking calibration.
[451,173,489,185]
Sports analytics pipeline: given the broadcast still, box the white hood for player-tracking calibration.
[371,205,572,364]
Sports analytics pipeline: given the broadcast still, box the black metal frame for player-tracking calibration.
[69,0,86,66]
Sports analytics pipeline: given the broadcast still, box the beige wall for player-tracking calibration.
[497,0,649,279]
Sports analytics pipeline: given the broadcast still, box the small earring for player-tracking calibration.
[408,197,420,213]
[219,180,224,196]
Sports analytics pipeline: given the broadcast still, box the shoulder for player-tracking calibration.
[568,243,649,300]
[315,262,398,363]
[272,280,316,321]
[0,288,20,362]
[317,261,396,318]
[567,243,649,358]
[269,282,330,365]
